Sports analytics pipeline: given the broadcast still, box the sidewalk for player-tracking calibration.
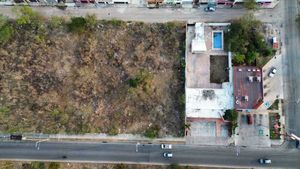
[3,133,186,144]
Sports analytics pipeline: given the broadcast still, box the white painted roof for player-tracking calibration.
[192,23,206,53]
[186,83,233,118]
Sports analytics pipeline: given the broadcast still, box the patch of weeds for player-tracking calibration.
[48,16,65,30]
[30,162,45,169]
[144,125,160,139]
[114,164,126,169]
[107,124,119,136]
[163,22,176,32]
[0,106,10,117]
[103,19,125,27]
[128,70,153,93]
[48,162,60,169]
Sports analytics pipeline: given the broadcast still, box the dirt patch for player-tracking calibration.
[0,18,185,137]
[0,161,236,169]
[210,55,229,84]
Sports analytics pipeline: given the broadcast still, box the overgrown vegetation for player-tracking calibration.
[0,15,14,45]
[243,0,257,10]
[144,125,160,138]
[223,109,239,134]
[225,13,273,66]
[0,7,186,137]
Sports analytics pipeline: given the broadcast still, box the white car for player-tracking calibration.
[161,144,172,149]
[163,152,173,158]
[268,68,277,77]
[258,158,271,164]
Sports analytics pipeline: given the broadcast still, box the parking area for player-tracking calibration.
[235,111,271,147]
[186,118,231,145]
[233,66,263,110]
[260,54,284,110]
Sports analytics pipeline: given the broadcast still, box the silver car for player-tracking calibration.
[161,144,172,149]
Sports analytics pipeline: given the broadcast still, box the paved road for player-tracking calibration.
[283,0,300,140]
[0,141,299,168]
[0,5,278,23]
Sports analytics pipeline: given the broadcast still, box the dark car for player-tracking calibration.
[10,134,22,140]
[296,140,300,149]
[258,158,272,164]
[247,114,253,125]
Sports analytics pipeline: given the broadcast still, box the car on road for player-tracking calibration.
[163,152,173,158]
[296,140,300,149]
[268,67,277,77]
[258,158,272,164]
[204,6,215,12]
[161,144,172,149]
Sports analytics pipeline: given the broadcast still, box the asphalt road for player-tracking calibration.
[0,141,299,168]
[283,0,300,139]
[0,5,277,23]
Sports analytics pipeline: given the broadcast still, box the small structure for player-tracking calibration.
[192,23,207,53]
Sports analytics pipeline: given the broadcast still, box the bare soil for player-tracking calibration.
[0,20,185,136]
[0,161,235,169]
[210,55,229,84]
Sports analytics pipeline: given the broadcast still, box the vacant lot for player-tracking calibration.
[0,8,185,137]
[210,55,229,84]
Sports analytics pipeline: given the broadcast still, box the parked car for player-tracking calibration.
[268,68,277,77]
[204,6,215,12]
[258,158,272,164]
[296,140,300,149]
[161,144,172,149]
[163,152,173,158]
[10,134,22,140]
[247,114,253,125]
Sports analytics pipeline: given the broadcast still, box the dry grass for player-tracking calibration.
[0,15,186,137]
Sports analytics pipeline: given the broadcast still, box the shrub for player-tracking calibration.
[86,14,97,30]
[14,6,43,28]
[144,125,160,138]
[0,106,10,117]
[48,162,60,169]
[48,16,64,29]
[30,162,45,169]
[68,17,87,33]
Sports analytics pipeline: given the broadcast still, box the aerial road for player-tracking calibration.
[0,141,299,168]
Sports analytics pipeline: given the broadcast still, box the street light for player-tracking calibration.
[35,139,49,150]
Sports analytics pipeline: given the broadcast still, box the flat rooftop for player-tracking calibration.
[233,66,263,110]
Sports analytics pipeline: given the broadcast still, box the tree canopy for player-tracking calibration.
[225,13,273,65]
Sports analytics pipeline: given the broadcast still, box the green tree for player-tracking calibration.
[244,0,257,10]
[68,17,87,33]
[233,53,245,64]
[14,6,43,28]
[223,109,238,122]
[246,51,258,64]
